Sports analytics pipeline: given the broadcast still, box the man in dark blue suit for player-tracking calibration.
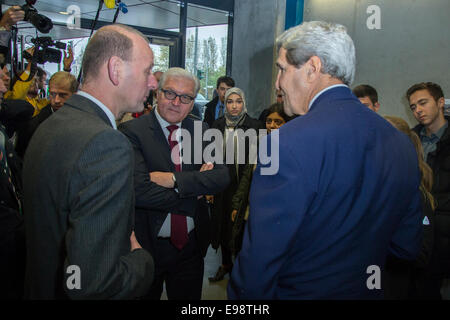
[228,21,423,299]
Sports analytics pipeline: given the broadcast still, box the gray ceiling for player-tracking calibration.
[2,0,231,41]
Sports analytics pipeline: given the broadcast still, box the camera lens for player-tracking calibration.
[28,12,53,34]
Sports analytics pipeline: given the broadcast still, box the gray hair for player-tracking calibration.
[276,21,355,86]
[158,67,200,95]
[224,87,247,114]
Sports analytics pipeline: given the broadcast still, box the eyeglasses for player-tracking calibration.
[160,88,195,104]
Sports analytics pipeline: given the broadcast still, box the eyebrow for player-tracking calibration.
[164,87,194,97]
[410,98,428,107]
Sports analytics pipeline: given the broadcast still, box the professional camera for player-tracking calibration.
[23,36,66,64]
[21,0,53,34]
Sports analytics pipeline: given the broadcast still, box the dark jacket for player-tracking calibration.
[228,86,422,299]
[230,163,255,254]
[0,125,23,234]
[119,111,230,258]
[0,125,25,299]
[413,116,450,276]
[23,94,154,299]
[384,192,435,299]
[15,104,53,159]
[203,96,220,128]
[210,114,264,251]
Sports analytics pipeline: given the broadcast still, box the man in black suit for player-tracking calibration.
[119,67,230,300]
[15,71,78,159]
[23,24,157,299]
[203,76,234,128]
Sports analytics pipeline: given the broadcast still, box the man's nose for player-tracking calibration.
[275,71,281,90]
[415,105,423,114]
[172,95,182,106]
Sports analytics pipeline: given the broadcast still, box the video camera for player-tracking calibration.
[23,37,66,64]
[21,0,53,34]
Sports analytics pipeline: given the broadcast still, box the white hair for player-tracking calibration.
[276,21,355,86]
[158,67,200,94]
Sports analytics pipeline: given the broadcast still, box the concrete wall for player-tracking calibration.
[231,0,449,125]
[231,0,286,118]
[303,0,450,125]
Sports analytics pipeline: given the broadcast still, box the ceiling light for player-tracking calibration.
[59,11,69,15]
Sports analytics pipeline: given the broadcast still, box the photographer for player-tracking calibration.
[0,6,25,64]
[4,46,74,116]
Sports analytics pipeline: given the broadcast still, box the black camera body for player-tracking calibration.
[23,37,66,64]
[21,0,53,34]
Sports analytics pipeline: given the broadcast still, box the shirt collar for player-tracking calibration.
[77,91,117,129]
[420,120,448,140]
[154,106,182,129]
[308,84,348,111]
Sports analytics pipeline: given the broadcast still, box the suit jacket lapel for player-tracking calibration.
[146,111,175,172]
[181,117,196,172]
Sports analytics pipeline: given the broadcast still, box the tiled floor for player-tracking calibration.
[161,245,229,300]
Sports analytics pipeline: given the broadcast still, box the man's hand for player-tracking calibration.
[200,162,213,172]
[0,6,25,31]
[130,231,142,251]
[149,171,175,188]
[231,209,238,222]
[24,46,35,63]
[205,195,214,204]
[63,46,74,71]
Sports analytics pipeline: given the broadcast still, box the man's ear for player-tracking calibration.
[306,56,322,81]
[374,102,380,112]
[107,56,122,86]
[437,97,445,111]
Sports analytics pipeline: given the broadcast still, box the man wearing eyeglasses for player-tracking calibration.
[15,71,78,159]
[119,67,230,300]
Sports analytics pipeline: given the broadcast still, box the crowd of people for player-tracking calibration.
[0,6,449,301]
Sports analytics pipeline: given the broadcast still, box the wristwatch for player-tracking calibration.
[172,173,178,189]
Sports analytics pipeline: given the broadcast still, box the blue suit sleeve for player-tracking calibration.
[388,185,423,261]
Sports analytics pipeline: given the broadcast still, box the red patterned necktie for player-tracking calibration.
[167,125,188,250]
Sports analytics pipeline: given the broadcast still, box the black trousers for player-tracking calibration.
[143,231,204,300]
[0,226,25,299]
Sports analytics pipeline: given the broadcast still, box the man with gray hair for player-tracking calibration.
[23,24,157,299]
[228,21,422,299]
[119,67,229,299]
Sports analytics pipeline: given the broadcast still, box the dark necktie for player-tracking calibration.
[218,104,224,118]
[166,125,188,250]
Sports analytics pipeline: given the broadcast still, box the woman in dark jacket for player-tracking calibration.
[208,87,264,282]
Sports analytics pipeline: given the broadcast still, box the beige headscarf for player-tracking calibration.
[224,87,248,128]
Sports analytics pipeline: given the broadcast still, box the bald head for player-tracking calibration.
[81,24,149,84]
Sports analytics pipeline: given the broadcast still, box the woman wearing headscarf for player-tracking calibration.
[208,87,264,282]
